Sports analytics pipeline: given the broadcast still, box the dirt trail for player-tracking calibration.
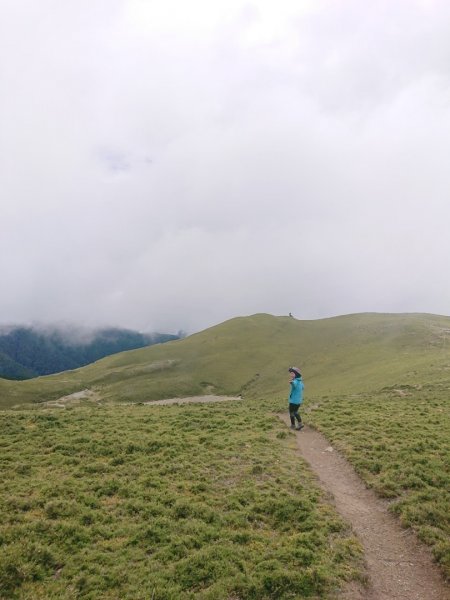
[281,417,449,600]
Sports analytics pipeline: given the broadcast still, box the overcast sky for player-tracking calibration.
[1,0,450,334]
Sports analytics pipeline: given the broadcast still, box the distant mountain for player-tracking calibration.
[1,312,449,409]
[0,326,180,380]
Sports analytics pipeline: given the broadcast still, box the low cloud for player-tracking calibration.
[1,0,450,333]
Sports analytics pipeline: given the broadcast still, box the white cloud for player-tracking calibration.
[1,0,450,333]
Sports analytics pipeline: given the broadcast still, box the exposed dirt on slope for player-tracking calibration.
[49,393,242,409]
[141,395,242,406]
[280,416,449,600]
[45,389,101,407]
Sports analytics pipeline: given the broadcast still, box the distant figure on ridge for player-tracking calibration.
[289,312,293,318]
[288,367,304,431]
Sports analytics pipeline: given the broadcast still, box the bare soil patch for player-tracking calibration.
[280,416,449,600]
[142,395,242,406]
[46,389,101,407]
[50,393,242,409]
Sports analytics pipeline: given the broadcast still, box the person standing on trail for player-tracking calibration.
[288,367,304,430]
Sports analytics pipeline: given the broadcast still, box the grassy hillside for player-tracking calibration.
[0,312,449,597]
[1,312,450,408]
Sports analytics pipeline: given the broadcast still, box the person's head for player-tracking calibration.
[288,367,301,379]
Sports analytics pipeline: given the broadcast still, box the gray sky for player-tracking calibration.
[1,0,450,334]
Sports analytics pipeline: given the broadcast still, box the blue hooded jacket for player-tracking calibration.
[289,377,304,405]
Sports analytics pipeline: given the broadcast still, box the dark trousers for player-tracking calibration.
[289,403,302,426]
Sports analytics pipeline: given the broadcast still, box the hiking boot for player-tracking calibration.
[295,424,304,431]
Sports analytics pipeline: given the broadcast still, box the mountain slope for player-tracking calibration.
[1,312,450,409]
[0,351,36,380]
[0,326,179,380]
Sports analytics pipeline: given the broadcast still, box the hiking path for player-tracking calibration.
[280,416,449,600]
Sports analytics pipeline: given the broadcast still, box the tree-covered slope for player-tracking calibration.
[0,326,179,380]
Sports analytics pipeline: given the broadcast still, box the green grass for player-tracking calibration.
[1,312,450,591]
[305,384,450,577]
[0,400,363,599]
[3,312,450,409]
